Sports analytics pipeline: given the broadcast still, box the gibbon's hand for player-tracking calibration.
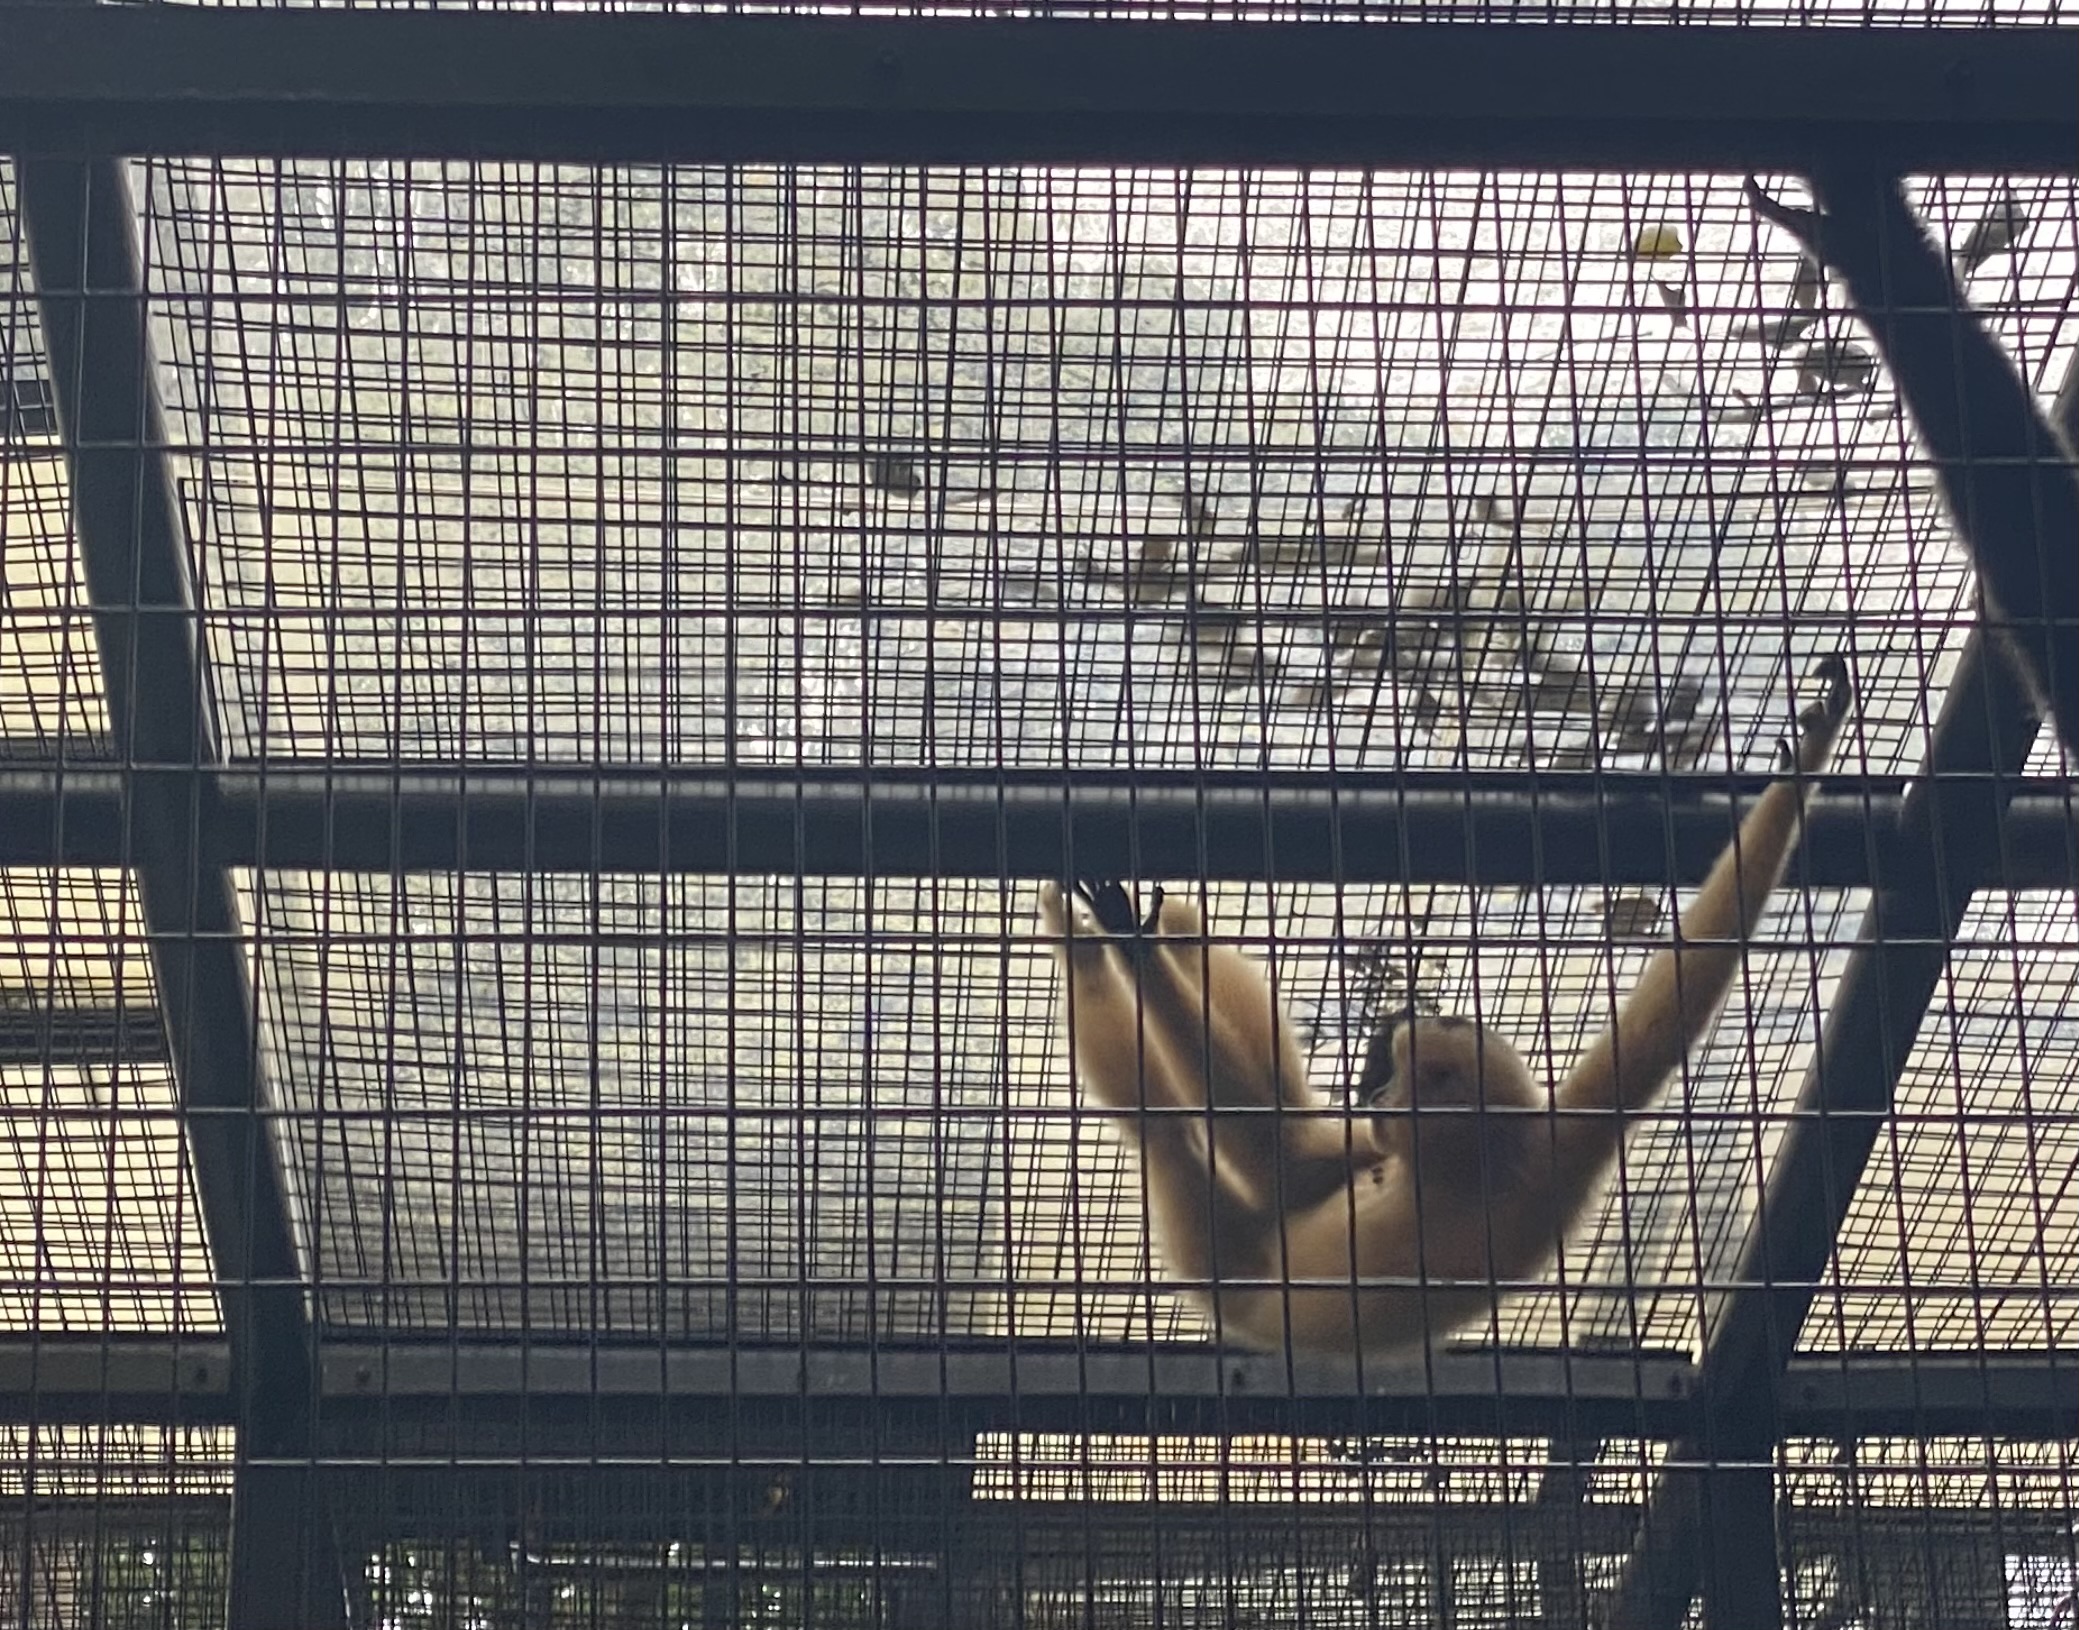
[1074,880,1163,941]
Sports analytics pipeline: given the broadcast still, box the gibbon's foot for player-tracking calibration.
[1744,177,1832,261]
[1801,653,1852,735]
[1074,880,1163,940]
[1777,652,1854,772]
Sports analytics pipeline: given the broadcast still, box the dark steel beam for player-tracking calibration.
[0,1337,232,1423]
[316,1342,1699,1442]
[1604,225,2079,1630]
[1608,639,2043,1630]
[11,153,342,1629]
[0,766,128,864]
[1698,1459,1783,1630]
[0,1338,2057,1439]
[1537,1437,1610,1629]
[1608,324,2079,1630]
[305,1343,2077,1439]
[318,1340,1692,1407]
[0,1335,2056,1439]
[5,763,2076,887]
[0,9,2071,171]
[0,998,165,1064]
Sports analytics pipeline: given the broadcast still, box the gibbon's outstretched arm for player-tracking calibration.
[1556,656,1851,1121]
[1041,657,1853,1357]
[1746,175,2079,756]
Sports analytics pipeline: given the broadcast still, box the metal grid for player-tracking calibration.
[100,0,2079,25]
[0,1426,231,1630]
[0,6,2075,1622]
[305,1435,2076,1626]
[124,162,2072,1366]
[0,867,216,1334]
[146,165,2069,779]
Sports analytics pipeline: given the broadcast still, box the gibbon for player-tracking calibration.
[1745,175,2079,757]
[1040,657,1852,1357]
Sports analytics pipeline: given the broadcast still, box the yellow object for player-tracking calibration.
[1630,224,1684,260]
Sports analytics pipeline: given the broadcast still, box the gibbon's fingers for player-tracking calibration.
[1037,879,1076,942]
[1744,176,1828,254]
[1795,654,1852,769]
[1039,882,1189,1120]
[1075,879,1163,939]
[1557,655,1853,1128]
[1746,175,2079,755]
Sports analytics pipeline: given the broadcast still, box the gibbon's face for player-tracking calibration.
[1366,1014,1538,1112]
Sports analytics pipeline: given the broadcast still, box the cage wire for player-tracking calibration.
[0,76,2074,1630]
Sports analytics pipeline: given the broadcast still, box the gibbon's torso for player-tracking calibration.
[1179,1108,1583,1355]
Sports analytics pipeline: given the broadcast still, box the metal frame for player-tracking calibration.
[13,151,346,1628]
[4,10,2077,1627]
[0,10,2071,171]
[3,765,2076,886]
[0,1338,2068,1439]
[1602,332,2079,1630]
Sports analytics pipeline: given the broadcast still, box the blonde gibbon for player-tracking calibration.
[1040,656,1853,1357]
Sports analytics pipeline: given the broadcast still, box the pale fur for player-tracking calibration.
[1040,659,1851,1357]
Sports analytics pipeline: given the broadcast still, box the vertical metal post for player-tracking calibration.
[12,151,346,1626]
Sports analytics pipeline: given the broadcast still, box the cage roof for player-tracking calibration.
[2,155,2074,1361]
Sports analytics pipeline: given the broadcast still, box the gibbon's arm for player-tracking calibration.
[1555,655,1852,1130]
[1746,176,2079,756]
[1131,902,1385,1215]
[1040,881,1377,1220]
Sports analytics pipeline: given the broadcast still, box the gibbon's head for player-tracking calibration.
[1358,1013,1540,1115]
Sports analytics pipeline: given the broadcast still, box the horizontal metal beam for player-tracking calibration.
[312,1343,2074,1439]
[0,1337,232,1422]
[0,10,2071,171]
[3,765,2076,887]
[0,999,165,1064]
[319,1340,1692,1408]
[1779,1355,2079,1438]
[0,1338,2064,1439]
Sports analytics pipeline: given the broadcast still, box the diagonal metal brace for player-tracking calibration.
[13,150,344,1626]
[1603,191,2078,1630]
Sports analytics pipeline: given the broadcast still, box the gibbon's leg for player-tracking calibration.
[1548,655,1854,1204]
[1108,885,1384,1216]
[1037,882,1259,1291]
[1747,175,2079,756]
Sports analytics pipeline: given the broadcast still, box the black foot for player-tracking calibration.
[1745,177,1830,261]
[1073,880,1163,938]
[1779,652,1853,770]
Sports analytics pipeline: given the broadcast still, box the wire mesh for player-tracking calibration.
[113,0,2079,27]
[0,102,2074,1630]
